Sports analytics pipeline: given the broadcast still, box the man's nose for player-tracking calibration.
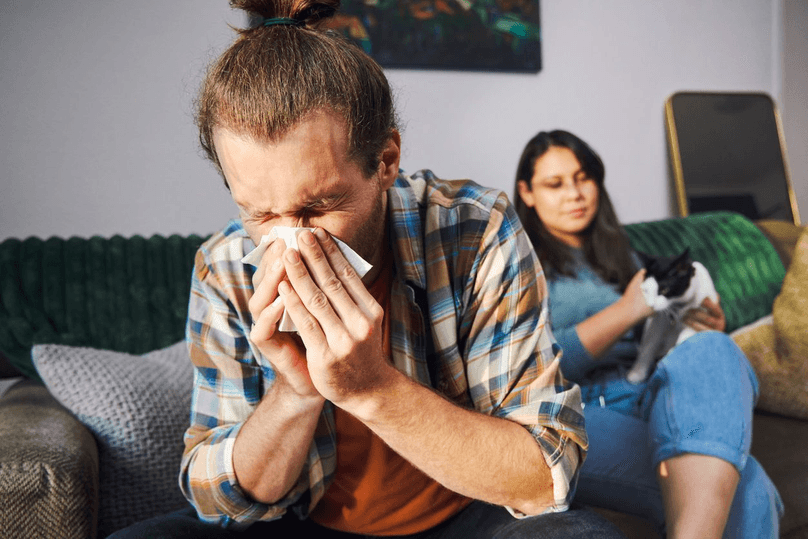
[273,215,312,229]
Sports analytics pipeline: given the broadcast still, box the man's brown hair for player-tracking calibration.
[197,0,398,182]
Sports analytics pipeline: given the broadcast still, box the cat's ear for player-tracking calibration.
[673,248,691,265]
[673,248,694,276]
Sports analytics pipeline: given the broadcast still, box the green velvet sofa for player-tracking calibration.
[1,212,806,538]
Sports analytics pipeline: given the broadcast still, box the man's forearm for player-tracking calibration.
[341,368,557,516]
[233,379,325,504]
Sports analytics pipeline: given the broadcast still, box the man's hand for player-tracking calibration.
[277,228,392,408]
[683,296,726,332]
[248,228,559,514]
[248,237,322,401]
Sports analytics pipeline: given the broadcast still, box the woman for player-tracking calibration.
[513,130,782,539]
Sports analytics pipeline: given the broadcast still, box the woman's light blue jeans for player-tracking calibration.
[575,331,783,538]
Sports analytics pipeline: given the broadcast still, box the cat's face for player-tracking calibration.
[639,250,696,299]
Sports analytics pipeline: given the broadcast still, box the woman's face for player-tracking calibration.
[517,146,599,247]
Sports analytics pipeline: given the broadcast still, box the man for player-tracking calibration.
[111,2,623,537]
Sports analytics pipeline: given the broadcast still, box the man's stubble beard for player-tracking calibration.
[346,183,388,273]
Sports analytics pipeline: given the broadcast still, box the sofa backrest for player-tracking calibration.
[0,234,207,381]
[0,211,786,380]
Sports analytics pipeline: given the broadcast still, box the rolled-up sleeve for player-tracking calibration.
[180,235,321,527]
[459,195,587,514]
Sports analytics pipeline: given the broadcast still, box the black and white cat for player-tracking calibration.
[625,249,719,384]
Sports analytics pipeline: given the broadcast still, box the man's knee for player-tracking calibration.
[492,508,627,539]
[106,507,239,539]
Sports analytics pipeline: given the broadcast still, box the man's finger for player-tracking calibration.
[282,245,346,337]
[249,241,287,320]
[250,296,284,342]
[252,238,285,288]
[312,228,376,311]
[277,279,328,346]
[297,229,369,324]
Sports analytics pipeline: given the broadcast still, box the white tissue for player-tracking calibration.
[241,227,373,332]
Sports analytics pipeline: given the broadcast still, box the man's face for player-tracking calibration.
[213,111,396,268]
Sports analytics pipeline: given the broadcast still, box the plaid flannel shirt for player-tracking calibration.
[179,170,587,528]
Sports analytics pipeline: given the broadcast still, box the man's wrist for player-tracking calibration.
[271,374,326,413]
[333,363,408,422]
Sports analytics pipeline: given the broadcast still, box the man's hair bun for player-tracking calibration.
[229,0,339,27]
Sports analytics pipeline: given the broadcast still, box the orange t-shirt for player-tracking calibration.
[309,253,471,535]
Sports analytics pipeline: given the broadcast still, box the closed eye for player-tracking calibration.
[241,208,278,224]
[239,191,348,224]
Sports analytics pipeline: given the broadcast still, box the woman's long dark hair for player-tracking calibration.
[513,130,636,290]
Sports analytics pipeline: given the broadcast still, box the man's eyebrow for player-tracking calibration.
[304,191,346,208]
[233,201,261,215]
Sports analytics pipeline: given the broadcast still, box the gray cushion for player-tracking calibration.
[32,342,194,537]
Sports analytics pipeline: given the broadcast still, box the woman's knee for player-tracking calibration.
[656,331,758,396]
[661,331,738,368]
[643,331,759,464]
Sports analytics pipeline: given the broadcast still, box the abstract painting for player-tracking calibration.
[322,0,541,73]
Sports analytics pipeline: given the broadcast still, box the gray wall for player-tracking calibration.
[1,0,804,242]
[782,0,808,222]
[1,2,238,240]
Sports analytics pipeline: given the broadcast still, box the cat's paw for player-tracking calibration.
[640,277,658,308]
[625,368,648,384]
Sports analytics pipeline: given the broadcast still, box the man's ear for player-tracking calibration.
[516,180,535,208]
[378,130,402,190]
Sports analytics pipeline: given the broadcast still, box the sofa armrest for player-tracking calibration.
[752,411,808,538]
[0,380,99,539]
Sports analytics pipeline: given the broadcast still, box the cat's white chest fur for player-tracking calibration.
[626,261,718,384]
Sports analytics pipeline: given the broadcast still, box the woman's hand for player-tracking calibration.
[620,269,655,325]
[577,269,654,359]
[683,296,726,332]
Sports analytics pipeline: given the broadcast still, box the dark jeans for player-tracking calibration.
[107,502,625,539]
